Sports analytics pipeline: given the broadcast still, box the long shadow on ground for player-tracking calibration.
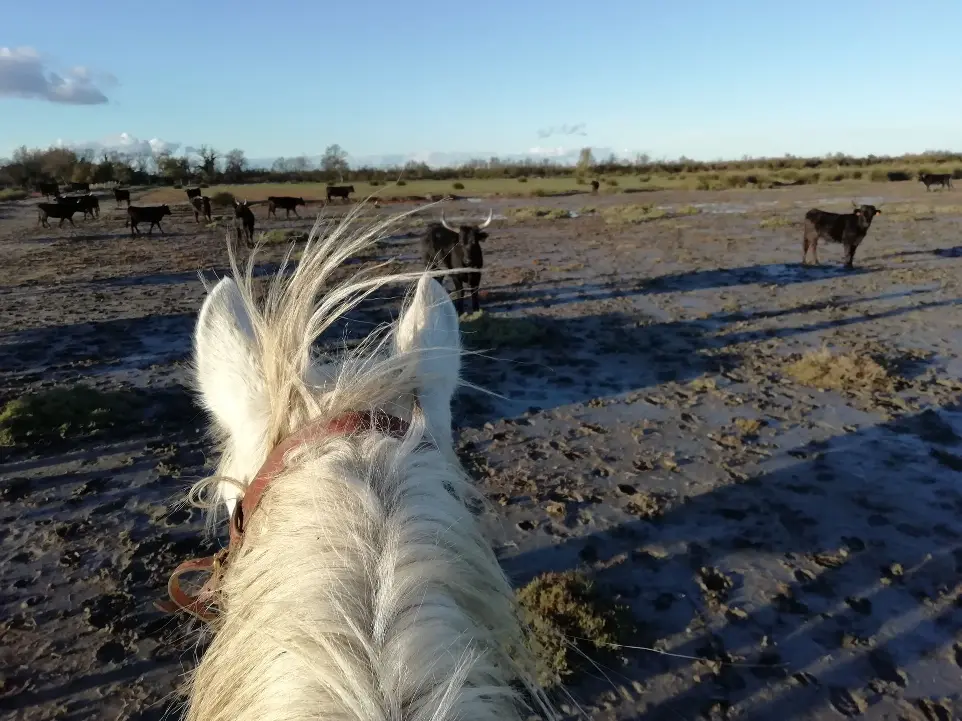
[499,403,962,720]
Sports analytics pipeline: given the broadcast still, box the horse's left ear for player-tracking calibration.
[194,277,270,460]
[395,274,462,437]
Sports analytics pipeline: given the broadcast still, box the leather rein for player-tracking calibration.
[155,409,410,623]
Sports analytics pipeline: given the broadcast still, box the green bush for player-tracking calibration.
[210,191,235,206]
[518,176,528,183]
[0,189,29,201]
[452,181,465,190]
[396,179,407,186]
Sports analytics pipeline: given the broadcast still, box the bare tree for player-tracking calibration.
[321,144,349,182]
[224,148,247,181]
[196,145,219,178]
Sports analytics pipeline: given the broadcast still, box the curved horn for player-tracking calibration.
[477,208,494,230]
[439,210,457,232]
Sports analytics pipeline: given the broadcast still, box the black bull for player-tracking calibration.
[802,204,882,269]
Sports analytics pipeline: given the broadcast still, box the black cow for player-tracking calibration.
[802,203,882,269]
[114,188,131,207]
[326,185,355,203]
[190,195,212,223]
[70,181,90,193]
[185,187,202,200]
[36,181,59,198]
[590,180,600,194]
[37,202,78,228]
[232,199,256,247]
[267,196,306,219]
[126,205,172,236]
[421,209,493,315]
[919,172,953,191]
[53,193,99,220]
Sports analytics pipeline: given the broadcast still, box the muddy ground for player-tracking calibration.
[2,183,962,721]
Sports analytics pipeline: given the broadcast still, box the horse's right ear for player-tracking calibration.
[395,274,462,437]
[194,277,270,456]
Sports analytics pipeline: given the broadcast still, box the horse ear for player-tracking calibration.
[194,277,270,499]
[394,274,462,437]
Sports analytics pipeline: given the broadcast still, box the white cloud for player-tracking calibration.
[54,132,181,157]
[0,46,112,104]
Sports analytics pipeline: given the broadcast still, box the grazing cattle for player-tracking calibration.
[232,199,256,247]
[126,205,172,237]
[919,172,953,191]
[326,184,355,203]
[36,181,59,198]
[802,202,882,269]
[70,181,90,193]
[267,195,306,219]
[191,195,212,223]
[590,179,600,193]
[114,188,131,207]
[37,202,78,228]
[421,209,493,315]
[185,187,202,200]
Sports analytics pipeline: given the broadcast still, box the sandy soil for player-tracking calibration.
[2,183,962,721]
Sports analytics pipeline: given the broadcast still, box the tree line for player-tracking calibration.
[2,142,961,190]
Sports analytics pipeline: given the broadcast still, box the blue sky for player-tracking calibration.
[2,0,962,164]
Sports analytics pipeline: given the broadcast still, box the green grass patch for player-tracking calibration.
[459,311,549,348]
[0,386,148,446]
[0,189,29,201]
[517,571,636,687]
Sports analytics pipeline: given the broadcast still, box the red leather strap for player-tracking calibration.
[157,409,410,622]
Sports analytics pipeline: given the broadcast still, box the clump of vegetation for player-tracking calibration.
[210,191,235,207]
[0,385,148,446]
[396,179,407,186]
[517,176,528,183]
[676,204,700,216]
[460,310,549,348]
[605,178,619,187]
[600,203,667,225]
[369,179,382,186]
[452,181,465,190]
[509,206,571,221]
[0,189,29,201]
[784,347,895,394]
[759,215,794,229]
[517,571,636,686]
[259,229,308,245]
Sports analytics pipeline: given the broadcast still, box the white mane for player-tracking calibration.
[181,207,554,721]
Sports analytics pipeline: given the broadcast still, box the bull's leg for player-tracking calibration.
[451,274,465,316]
[843,243,857,269]
[802,237,810,265]
[293,208,300,218]
[157,222,165,236]
[469,273,481,313]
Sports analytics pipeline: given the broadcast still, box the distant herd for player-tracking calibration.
[15,170,956,314]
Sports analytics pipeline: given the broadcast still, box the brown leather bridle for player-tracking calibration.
[155,409,411,623]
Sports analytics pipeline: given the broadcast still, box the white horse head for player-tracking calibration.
[167,209,554,721]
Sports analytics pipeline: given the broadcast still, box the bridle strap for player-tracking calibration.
[156,409,410,622]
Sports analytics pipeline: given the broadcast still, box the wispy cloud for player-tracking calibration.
[536,123,588,139]
[0,47,113,105]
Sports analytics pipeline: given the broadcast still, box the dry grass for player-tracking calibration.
[259,229,309,246]
[783,347,896,393]
[759,215,795,229]
[600,204,668,225]
[508,206,574,221]
[516,571,636,687]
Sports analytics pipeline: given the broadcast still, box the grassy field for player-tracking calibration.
[133,162,962,206]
